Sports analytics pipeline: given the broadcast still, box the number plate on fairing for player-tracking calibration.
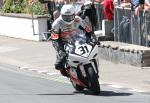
[75,44,92,57]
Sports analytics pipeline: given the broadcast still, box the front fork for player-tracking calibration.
[67,66,87,87]
[80,59,99,78]
[66,59,99,87]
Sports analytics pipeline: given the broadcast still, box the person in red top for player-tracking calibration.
[103,0,114,20]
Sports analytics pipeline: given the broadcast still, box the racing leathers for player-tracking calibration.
[51,16,92,71]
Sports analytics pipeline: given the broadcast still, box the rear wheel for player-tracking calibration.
[86,65,100,95]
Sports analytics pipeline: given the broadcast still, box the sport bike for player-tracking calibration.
[64,31,100,95]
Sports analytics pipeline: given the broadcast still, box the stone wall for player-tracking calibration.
[99,41,150,67]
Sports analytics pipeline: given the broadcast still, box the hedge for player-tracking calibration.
[1,0,46,15]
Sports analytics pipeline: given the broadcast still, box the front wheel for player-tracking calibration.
[69,67,84,91]
[86,65,100,95]
[71,80,84,91]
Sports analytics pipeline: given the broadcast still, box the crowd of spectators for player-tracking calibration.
[45,0,150,46]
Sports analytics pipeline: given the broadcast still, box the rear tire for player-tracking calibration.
[86,65,100,95]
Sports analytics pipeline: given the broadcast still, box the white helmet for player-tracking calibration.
[84,0,92,9]
[60,4,75,24]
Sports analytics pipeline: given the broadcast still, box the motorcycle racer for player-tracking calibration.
[51,4,93,77]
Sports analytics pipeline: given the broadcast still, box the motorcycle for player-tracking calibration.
[64,31,100,95]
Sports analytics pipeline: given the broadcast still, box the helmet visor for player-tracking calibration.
[62,14,75,22]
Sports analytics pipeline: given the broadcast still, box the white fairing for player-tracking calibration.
[68,44,99,67]
[65,31,99,69]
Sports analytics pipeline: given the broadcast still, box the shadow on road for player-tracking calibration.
[38,90,132,96]
[74,90,132,96]
[99,90,133,96]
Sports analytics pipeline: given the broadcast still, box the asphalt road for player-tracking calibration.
[0,63,150,103]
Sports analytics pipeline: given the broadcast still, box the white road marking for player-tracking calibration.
[37,70,49,73]
[109,84,123,88]
[129,89,146,93]
[19,67,150,94]
[47,72,60,75]
[19,66,29,70]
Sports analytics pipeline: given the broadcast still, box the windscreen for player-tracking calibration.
[65,30,87,53]
[68,30,87,45]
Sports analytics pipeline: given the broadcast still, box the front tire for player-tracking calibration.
[70,67,84,91]
[71,80,84,91]
[86,65,100,95]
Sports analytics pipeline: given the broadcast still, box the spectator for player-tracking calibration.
[79,0,98,31]
[53,4,61,20]
[104,0,114,20]
[47,1,56,21]
[94,0,105,30]
[131,0,145,15]
[95,0,104,4]
[120,0,131,8]
[145,0,150,10]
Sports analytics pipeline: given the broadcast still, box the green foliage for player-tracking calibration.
[1,0,45,15]
[28,2,45,15]
[2,0,12,13]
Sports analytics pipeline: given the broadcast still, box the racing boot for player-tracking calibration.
[55,63,69,77]
[60,69,69,77]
